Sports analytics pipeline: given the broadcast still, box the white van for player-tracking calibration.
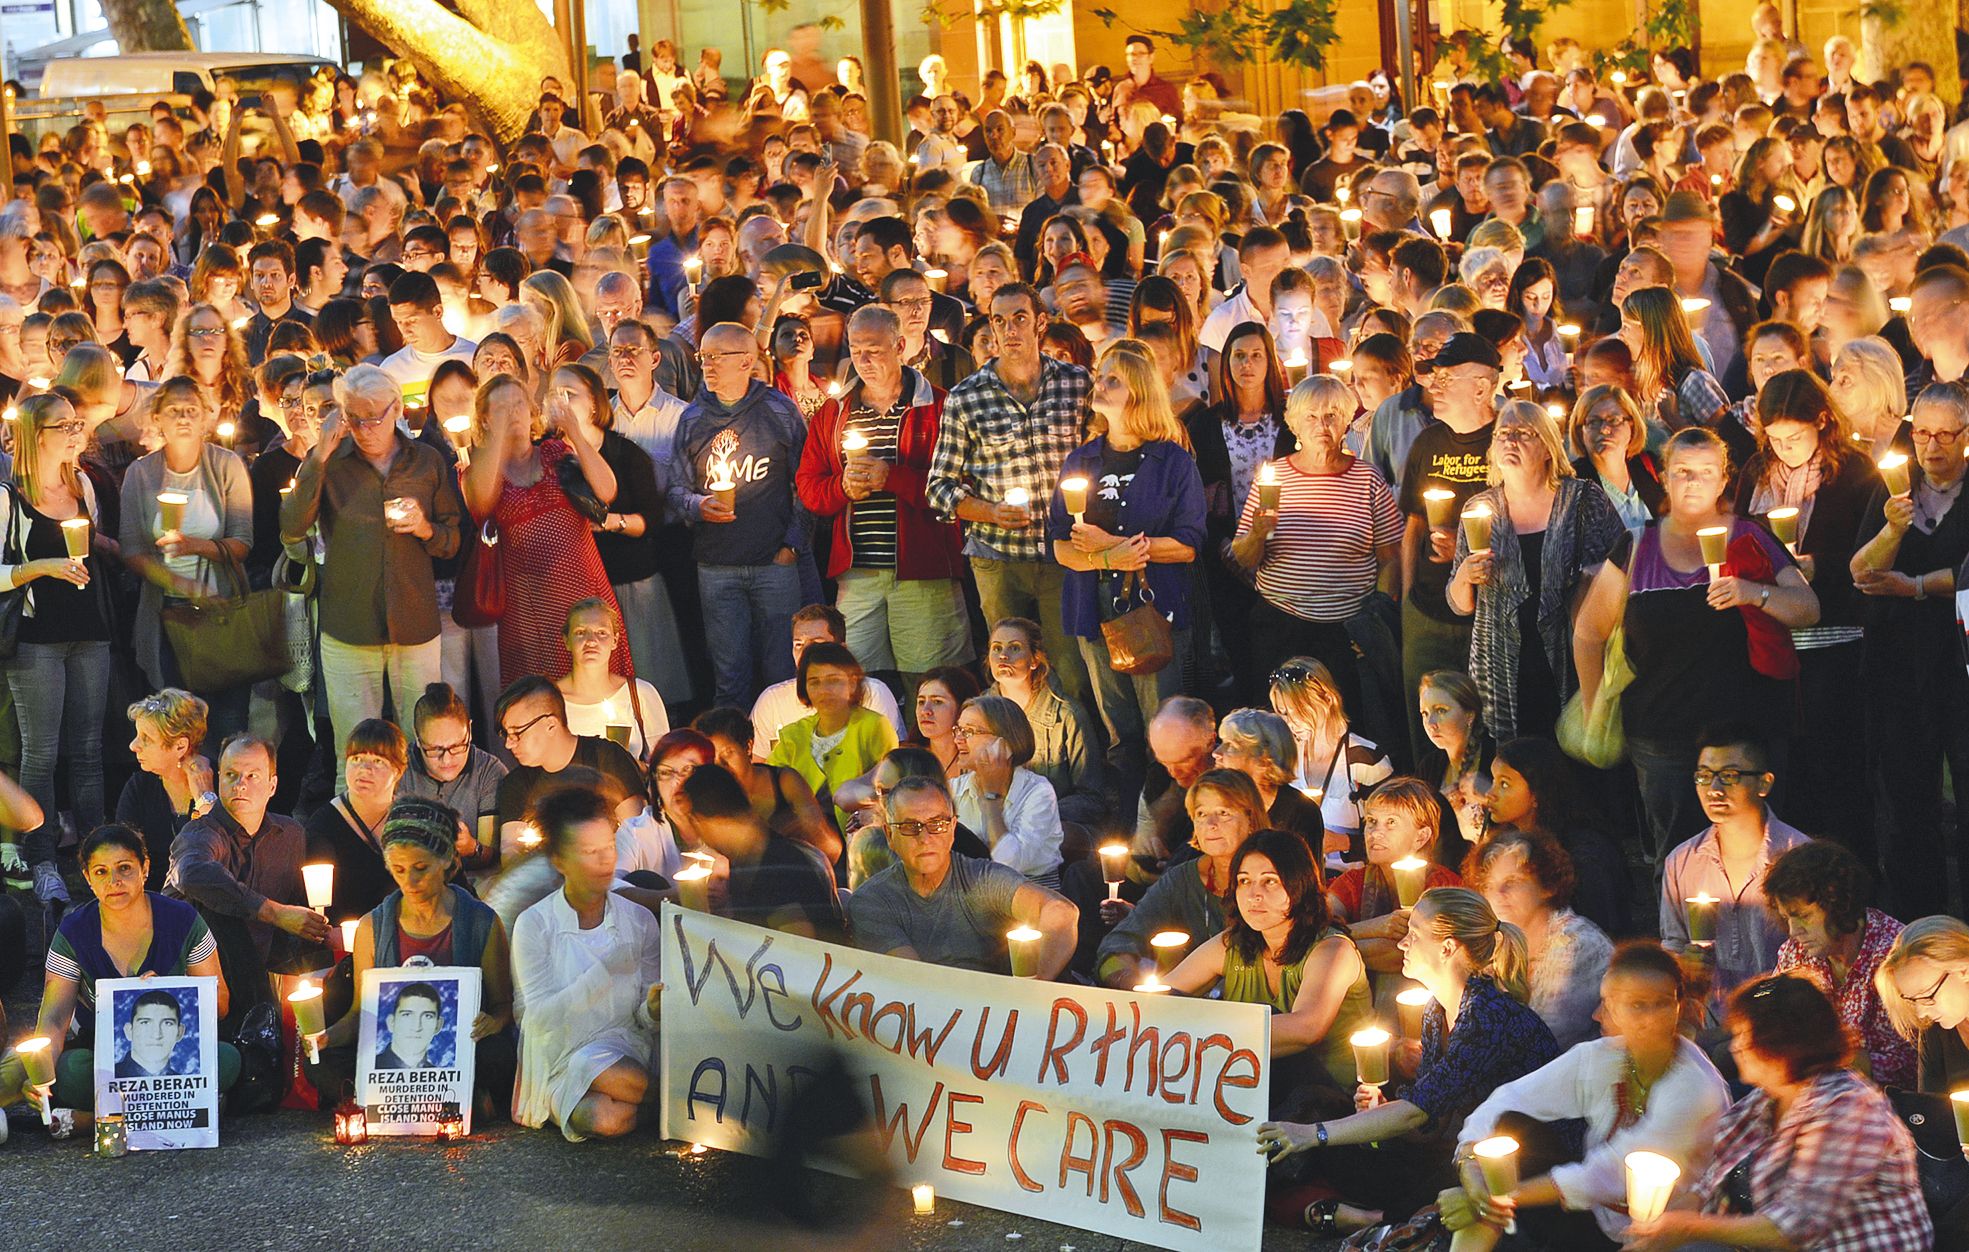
[36,52,338,100]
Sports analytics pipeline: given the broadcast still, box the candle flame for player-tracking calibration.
[1349,1026,1392,1047]
[1149,930,1189,949]
[1006,926,1042,943]
[1396,987,1433,1006]
[1687,891,1720,906]
[1474,1135,1519,1159]
[1257,461,1278,485]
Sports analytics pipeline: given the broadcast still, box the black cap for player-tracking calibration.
[1420,332,1503,373]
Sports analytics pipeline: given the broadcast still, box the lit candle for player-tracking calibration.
[1282,353,1311,386]
[1545,402,1566,420]
[443,414,472,443]
[255,212,280,228]
[1610,70,1628,85]
[231,315,251,330]
[1335,182,1351,206]
[1890,296,1913,314]
[1772,193,1796,215]
[1767,506,1800,552]
[1350,1026,1392,1087]
[1328,358,1353,374]
[301,862,334,912]
[1149,929,1190,976]
[334,1102,367,1144]
[675,859,712,912]
[1679,296,1711,321]
[517,823,543,851]
[826,380,843,399]
[60,517,89,560]
[340,918,359,953]
[1696,526,1729,578]
[683,256,703,287]
[1625,1151,1682,1225]
[16,1036,54,1124]
[1880,452,1912,498]
[289,982,326,1063]
[1391,856,1429,908]
[1007,925,1043,978]
[1099,841,1127,901]
[1257,462,1280,511]
[1473,1136,1520,1199]
[136,160,151,177]
[1339,206,1363,236]
[841,429,869,461]
[1461,502,1494,555]
[157,491,188,535]
[216,420,237,446]
[2,405,14,422]
[923,267,948,293]
[25,376,49,389]
[1430,207,1454,239]
[1397,987,1432,1038]
[1585,113,1607,127]
[1003,486,1030,510]
[1573,204,1595,237]
[1422,487,1457,529]
[1061,475,1090,520]
[912,1183,935,1215]
[1952,1090,1969,1146]
[1710,172,1723,188]
[1133,978,1172,994]
[1685,891,1719,945]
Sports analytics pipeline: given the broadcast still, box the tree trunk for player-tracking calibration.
[1862,0,1962,106]
[99,0,193,52]
[322,0,569,146]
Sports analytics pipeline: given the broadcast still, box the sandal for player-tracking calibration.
[1304,1197,1341,1234]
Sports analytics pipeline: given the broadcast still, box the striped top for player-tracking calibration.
[843,399,905,569]
[1235,457,1402,622]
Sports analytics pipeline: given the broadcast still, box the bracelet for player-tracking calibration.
[1315,1121,1329,1147]
[1915,572,1928,601]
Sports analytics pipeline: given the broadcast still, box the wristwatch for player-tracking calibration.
[193,790,218,817]
[1757,585,1771,609]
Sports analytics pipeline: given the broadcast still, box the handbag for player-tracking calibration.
[1557,622,1633,768]
[1100,570,1174,676]
[159,544,291,692]
[452,519,505,628]
[272,553,315,694]
[555,445,609,525]
[0,484,28,661]
[1889,1089,1969,1221]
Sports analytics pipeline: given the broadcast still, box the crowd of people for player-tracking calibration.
[0,9,1967,1245]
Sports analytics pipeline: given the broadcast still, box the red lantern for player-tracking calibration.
[439,1115,465,1141]
[333,1102,367,1146]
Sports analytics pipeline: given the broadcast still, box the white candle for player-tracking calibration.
[1003,487,1030,509]
[301,862,334,912]
[912,1183,935,1215]
[1625,1151,1681,1224]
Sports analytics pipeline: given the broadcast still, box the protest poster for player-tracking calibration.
[658,905,1271,1252]
[356,965,481,1135]
[94,975,220,1150]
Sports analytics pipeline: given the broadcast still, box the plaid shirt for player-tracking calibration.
[1776,909,1917,1088]
[970,150,1040,215]
[927,356,1091,562]
[1695,1068,1930,1252]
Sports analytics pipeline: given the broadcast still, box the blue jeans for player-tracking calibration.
[6,638,111,849]
[697,562,802,708]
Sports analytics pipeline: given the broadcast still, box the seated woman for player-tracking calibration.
[1763,838,1913,1088]
[304,718,413,923]
[1257,888,1561,1237]
[303,798,516,1116]
[397,682,508,880]
[1163,829,1372,1108]
[909,666,982,778]
[24,824,238,1112]
[1472,737,1628,936]
[691,706,837,868]
[554,597,669,762]
[1467,829,1613,1050]
[1418,669,1492,845]
[1095,769,1266,988]
[1212,708,1328,854]
[512,787,662,1141]
[1440,942,1731,1252]
[984,616,1105,826]
[950,695,1067,889]
[1877,916,1969,1246]
[115,689,213,890]
[1624,974,1931,1252]
[1326,777,1462,975]
[619,729,716,881]
[1269,657,1393,858]
[768,641,899,838]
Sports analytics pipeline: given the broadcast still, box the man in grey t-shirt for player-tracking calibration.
[848,776,1077,975]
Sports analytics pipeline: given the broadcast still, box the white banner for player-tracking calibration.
[357,965,482,1136]
[94,975,220,1150]
[658,905,1270,1252]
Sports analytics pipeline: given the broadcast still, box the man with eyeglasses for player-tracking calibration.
[667,321,812,707]
[1658,722,1809,1007]
[491,677,645,865]
[242,240,313,367]
[881,268,976,393]
[850,216,966,344]
[119,279,179,386]
[281,364,463,780]
[849,774,1076,975]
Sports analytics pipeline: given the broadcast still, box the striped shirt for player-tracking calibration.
[1236,457,1402,621]
[844,399,905,568]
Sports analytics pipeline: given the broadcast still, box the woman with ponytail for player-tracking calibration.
[1254,886,1561,1237]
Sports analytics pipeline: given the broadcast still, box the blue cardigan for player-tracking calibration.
[1046,437,1207,638]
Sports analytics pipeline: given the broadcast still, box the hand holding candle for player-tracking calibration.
[289,982,327,1063]
[1461,502,1494,555]
[1099,841,1127,902]
[1880,452,1912,498]
[302,862,334,913]
[157,491,188,537]
[17,1036,54,1124]
[1697,526,1729,579]
[1351,1026,1392,1087]
[1430,208,1454,240]
[1423,488,1456,529]
[1472,1135,1520,1200]
[1061,476,1090,521]
[1625,1151,1682,1225]
[675,858,713,912]
[1767,506,1800,553]
[1685,892,1719,946]
[1150,929,1189,978]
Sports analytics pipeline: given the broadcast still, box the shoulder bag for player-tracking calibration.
[452,519,506,628]
[0,484,28,660]
[1101,570,1174,676]
[159,543,290,692]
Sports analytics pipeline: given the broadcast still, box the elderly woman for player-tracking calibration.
[1468,829,1612,1049]
[304,718,412,921]
[304,797,516,1112]
[1212,707,1329,853]
[1049,340,1206,805]
[1761,838,1913,1087]
[1852,382,1969,919]
[1568,384,1664,535]
[1574,428,1819,863]
[1234,375,1403,712]
[1738,369,1881,849]
[1448,400,1623,742]
[1095,768,1263,986]
[1269,657,1393,850]
[115,689,211,890]
[1626,975,1930,1252]
[950,694,1067,889]
[1828,335,1910,458]
[1325,777,1461,973]
[984,617,1104,827]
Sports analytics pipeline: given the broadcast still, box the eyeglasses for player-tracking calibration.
[654,764,696,784]
[500,711,556,742]
[1906,968,1953,1007]
[888,815,955,840]
[697,349,753,366]
[418,739,471,760]
[41,420,85,436]
[1913,428,1964,446]
[188,326,227,339]
[1693,767,1752,789]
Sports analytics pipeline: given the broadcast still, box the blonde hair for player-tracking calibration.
[520,268,594,354]
[127,687,209,749]
[1567,385,1647,459]
[1429,285,1483,319]
[1283,375,1355,447]
[1361,777,1443,851]
[1486,399,1574,487]
[11,392,83,506]
[1466,219,1525,255]
[1412,886,1532,1003]
[1098,339,1191,451]
[1269,655,1348,745]
[1831,336,1908,434]
[1875,915,1969,1040]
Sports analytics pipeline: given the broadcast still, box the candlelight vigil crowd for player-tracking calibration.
[14,7,1969,1247]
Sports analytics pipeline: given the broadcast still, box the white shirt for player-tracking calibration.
[562,678,669,760]
[1198,286,1265,353]
[380,338,479,406]
[615,807,682,879]
[951,767,1063,883]
[612,387,691,474]
[751,677,904,758]
[511,888,662,1139]
[1460,1036,1731,1239]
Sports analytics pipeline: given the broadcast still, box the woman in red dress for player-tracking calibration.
[462,375,628,687]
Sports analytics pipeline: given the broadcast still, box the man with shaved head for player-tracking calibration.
[667,323,813,705]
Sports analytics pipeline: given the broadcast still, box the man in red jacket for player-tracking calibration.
[795,305,973,707]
